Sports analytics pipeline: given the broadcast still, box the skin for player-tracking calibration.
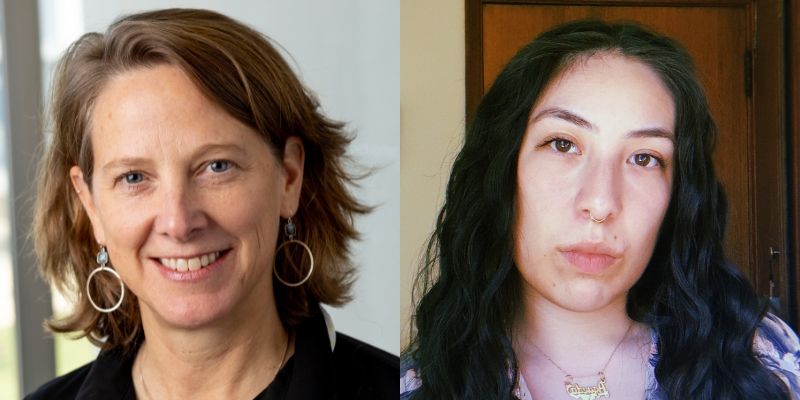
[513,53,675,399]
[71,65,304,399]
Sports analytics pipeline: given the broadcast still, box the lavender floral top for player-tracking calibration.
[400,314,800,399]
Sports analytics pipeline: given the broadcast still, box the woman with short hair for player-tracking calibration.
[28,8,397,400]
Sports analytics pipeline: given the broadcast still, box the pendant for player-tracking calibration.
[564,373,610,400]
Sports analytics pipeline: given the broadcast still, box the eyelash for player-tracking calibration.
[115,170,145,189]
[206,159,233,173]
[538,136,666,169]
[631,153,666,169]
[113,159,235,188]
[539,136,578,153]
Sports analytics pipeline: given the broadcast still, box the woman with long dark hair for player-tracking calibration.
[401,20,800,399]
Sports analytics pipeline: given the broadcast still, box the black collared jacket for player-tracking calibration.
[25,312,398,399]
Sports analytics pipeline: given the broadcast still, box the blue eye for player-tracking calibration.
[124,172,143,184]
[209,161,230,173]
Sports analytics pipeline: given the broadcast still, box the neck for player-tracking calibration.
[133,294,290,399]
[515,289,637,376]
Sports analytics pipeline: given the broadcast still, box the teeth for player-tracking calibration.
[159,252,221,271]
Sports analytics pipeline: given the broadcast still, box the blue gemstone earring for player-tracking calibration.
[274,217,314,287]
[86,246,125,313]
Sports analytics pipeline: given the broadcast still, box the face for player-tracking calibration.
[71,65,304,329]
[515,54,675,314]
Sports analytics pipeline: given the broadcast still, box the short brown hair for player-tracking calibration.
[34,8,368,351]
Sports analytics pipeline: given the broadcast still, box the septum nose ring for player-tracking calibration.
[589,211,606,223]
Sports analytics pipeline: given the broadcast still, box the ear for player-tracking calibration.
[70,166,106,245]
[280,136,305,218]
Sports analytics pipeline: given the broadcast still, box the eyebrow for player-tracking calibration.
[531,107,596,132]
[102,157,152,173]
[101,143,247,173]
[530,107,675,143]
[625,128,675,143]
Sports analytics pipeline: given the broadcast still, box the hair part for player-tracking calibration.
[34,8,369,352]
[406,19,790,399]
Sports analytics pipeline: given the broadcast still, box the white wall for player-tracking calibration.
[400,0,466,348]
[40,0,399,355]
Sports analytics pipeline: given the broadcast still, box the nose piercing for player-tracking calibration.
[589,211,606,223]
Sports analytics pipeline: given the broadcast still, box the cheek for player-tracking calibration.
[515,166,574,265]
[632,175,671,222]
[218,177,284,263]
[220,183,278,235]
[93,194,149,240]
[90,197,153,281]
[517,162,575,226]
[623,177,671,259]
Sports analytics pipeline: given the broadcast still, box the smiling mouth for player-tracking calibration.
[159,251,225,272]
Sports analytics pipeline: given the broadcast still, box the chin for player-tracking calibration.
[555,286,617,312]
[147,295,237,329]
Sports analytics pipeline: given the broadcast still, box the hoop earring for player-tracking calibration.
[86,246,125,313]
[274,217,314,287]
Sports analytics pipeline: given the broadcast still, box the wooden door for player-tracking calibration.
[466,0,790,320]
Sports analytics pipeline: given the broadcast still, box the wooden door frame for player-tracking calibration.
[751,0,787,318]
[466,0,755,123]
[465,0,798,326]
[788,0,800,328]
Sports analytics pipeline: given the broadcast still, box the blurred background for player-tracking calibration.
[1,1,399,398]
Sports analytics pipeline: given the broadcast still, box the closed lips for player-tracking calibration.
[160,252,220,271]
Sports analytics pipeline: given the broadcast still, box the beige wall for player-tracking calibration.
[400,0,466,348]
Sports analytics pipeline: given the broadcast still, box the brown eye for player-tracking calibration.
[630,153,659,168]
[551,139,575,153]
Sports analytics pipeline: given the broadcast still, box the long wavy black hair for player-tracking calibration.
[405,20,790,399]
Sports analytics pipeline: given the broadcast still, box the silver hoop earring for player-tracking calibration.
[86,246,125,313]
[274,217,314,287]
[589,211,606,223]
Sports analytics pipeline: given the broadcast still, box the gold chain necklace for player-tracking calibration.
[523,322,633,400]
[139,333,291,399]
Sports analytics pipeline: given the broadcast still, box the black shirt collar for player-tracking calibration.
[75,312,336,400]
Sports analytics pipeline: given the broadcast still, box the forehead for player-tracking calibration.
[553,53,670,99]
[88,65,267,167]
[532,53,676,132]
[93,66,212,131]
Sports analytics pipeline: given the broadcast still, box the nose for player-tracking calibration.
[575,156,622,223]
[154,180,208,241]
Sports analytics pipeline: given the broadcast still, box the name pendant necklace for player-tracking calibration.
[525,322,633,400]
